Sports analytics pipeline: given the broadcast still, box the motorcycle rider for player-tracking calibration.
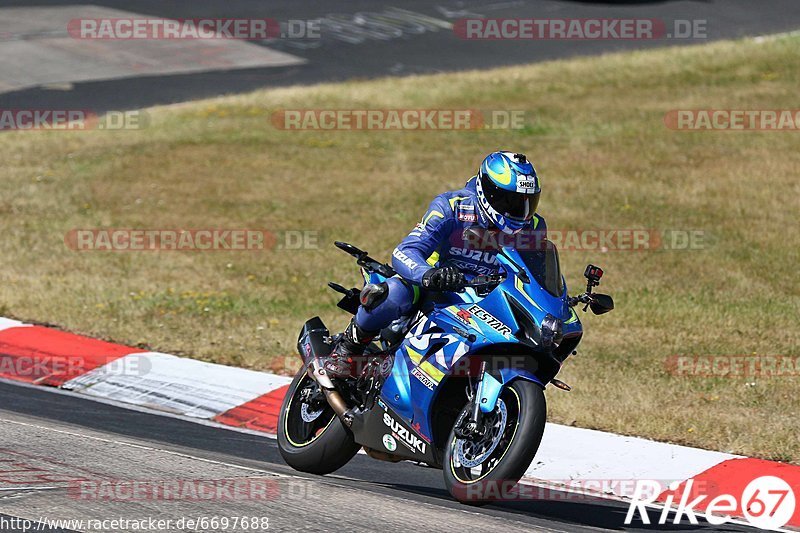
[324,151,547,378]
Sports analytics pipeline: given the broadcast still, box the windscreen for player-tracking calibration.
[518,240,564,297]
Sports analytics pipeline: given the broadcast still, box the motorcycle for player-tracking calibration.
[278,238,613,503]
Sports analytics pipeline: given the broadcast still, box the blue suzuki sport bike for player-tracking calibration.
[278,238,613,504]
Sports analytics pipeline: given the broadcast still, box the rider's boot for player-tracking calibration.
[323,318,377,379]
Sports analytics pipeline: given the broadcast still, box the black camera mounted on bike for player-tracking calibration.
[569,264,614,315]
[584,264,603,289]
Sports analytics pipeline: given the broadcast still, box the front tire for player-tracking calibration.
[443,379,546,504]
[277,368,360,475]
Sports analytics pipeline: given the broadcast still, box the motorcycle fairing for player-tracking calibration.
[348,396,439,465]
[379,247,582,448]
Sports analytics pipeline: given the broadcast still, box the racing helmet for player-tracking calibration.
[476,151,541,234]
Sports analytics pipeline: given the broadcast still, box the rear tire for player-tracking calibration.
[277,369,360,475]
[443,379,546,505]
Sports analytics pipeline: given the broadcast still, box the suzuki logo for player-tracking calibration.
[383,412,427,454]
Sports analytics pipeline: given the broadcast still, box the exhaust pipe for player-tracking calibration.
[298,317,353,426]
[307,358,352,426]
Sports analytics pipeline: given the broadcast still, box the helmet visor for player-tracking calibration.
[481,174,540,221]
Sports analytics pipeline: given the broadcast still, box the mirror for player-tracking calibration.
[590,293,614,315]
[334,241,366,258]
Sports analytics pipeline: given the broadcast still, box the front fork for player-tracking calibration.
[456,360,496,438]
[456,361,546,438]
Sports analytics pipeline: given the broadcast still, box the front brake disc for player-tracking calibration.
[300,402,324,422]
[455,399,508,468]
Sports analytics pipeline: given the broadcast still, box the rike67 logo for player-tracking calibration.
[625,476,796,530]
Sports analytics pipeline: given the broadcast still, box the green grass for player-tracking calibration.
[1,34,798,461]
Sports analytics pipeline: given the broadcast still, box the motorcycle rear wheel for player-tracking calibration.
[277,369,360,475]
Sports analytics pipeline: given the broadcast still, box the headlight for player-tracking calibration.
[541,314,563,349]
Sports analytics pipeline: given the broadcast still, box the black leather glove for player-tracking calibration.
[421,266,465,292]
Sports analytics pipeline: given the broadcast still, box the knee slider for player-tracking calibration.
[359,282,389,311]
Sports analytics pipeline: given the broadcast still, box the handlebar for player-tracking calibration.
[459,273,505,291]
[568,293,592,307]
[334,241,396,279]
[333,242,504,293]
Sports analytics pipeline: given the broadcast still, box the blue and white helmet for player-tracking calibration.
[476,151,541,234]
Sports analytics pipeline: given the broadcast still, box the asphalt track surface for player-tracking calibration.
[0,380,759,533]
[2,0,800,112]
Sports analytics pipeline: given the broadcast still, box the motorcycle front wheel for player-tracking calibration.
[277,368,360,475]
[443,379,546,505]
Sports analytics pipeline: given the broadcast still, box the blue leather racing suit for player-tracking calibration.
[355,176,547,332]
